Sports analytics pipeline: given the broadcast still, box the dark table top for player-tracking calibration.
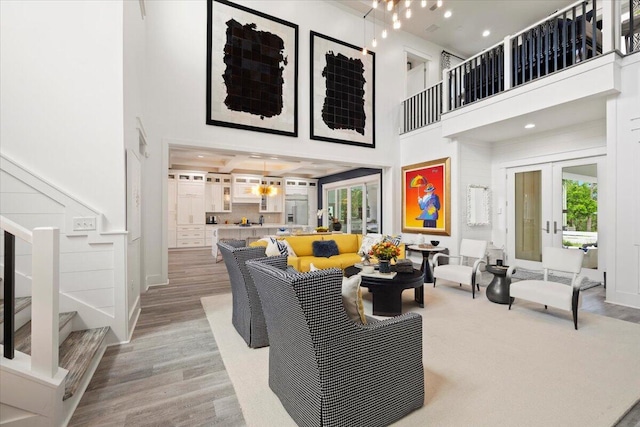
[345,265,424,285]
[485,264,514,276]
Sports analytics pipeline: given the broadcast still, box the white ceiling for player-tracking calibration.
[335,0,575,58]
[169,147,355,179]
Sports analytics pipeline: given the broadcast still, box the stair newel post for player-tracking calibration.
[31,227,60,378]
[3,231,16,360]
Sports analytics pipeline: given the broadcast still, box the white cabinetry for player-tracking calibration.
[259,177,283,213]
[176,225,205,248]
[177,182,205,225]
[205,174,232,212]
[168,174,177,248]
[232,175,262,203]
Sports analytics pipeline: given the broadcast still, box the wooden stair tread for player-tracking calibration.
[0,297,32,324]
[59,326,109,401]
[10,311,77,355]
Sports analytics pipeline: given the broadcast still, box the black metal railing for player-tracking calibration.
[627,0,640,53]
[511,0,599,87]
[3,230,15,359]
[448,44,505,110]
[401,82,442,134]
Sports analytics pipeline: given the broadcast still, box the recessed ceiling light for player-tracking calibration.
[437,0,443,7]
[250,154,261,158]
[444,10,452,18]
[270,157,278,160]
[482,30,491,37]
[525,123,536,129]
[197,155,204,158]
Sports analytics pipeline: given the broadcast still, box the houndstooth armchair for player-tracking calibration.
[247,256,424,427]
[217,240,269,348]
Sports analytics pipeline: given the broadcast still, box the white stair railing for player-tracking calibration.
[1,215,60,378]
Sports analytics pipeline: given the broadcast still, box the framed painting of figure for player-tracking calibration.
[402,157,451,236]
[207,0,298,137]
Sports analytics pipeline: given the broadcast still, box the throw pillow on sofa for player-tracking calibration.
[358,233,383,257]
[383,234,402,247]
[310,264,367,325]
[265,237,297,257]
[312,240,339,258]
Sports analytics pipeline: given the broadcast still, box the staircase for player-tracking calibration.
[1,297,109,426]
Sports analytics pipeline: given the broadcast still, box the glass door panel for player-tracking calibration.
[515,170,542,261]
[349,185,364,234]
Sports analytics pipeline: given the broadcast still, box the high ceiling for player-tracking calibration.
[334,0,575,57]
[172,0,582,177]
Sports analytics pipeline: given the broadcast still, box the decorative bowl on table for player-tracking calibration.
[430,240,440,246]
[362,265,375,274]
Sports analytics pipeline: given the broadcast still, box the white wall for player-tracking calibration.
[124,0,147,333]
[0,1,126,231]
[608,54,640,308]
[399,124,460,252]
[142,0,448,286]
[459,140,492,242]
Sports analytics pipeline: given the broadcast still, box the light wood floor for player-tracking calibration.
[70,248,640,426]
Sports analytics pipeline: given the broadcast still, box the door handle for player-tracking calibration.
[542,221,549,233]
[553,221,558,234]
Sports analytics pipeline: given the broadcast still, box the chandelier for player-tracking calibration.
[251,162,278,197]
[364,0,443,54]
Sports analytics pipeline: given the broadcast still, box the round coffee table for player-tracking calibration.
[485,264,515,304]
[345,266,425,316]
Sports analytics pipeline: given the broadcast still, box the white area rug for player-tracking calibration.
[202,284,640,427]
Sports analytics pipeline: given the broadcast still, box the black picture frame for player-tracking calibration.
[207,0,298,137]
[310,31,375,148]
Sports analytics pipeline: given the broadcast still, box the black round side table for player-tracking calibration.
[485,264,515,304]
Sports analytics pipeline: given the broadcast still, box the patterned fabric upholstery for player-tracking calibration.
[217,241,269,348]
[247,259,424,427]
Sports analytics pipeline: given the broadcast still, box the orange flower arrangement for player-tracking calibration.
[369,241,401,261]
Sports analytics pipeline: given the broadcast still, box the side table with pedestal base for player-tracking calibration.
[485,264,515,304]
[407,245,448,283]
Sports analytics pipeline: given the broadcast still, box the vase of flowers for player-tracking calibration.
[369,241,401,274]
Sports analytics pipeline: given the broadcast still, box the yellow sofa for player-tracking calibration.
[250,234,405,272]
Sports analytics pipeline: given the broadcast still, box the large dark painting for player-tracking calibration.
[310,31,375,148]
[207,0,298,137]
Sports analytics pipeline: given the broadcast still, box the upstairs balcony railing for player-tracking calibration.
[400,0,639,134]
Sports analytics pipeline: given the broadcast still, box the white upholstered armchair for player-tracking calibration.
[430,239,488,298]
[509,247,585,329]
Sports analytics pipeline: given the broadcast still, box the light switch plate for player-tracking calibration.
[73,217,96,231]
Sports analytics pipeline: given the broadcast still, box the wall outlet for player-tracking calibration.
[73,216,96,231]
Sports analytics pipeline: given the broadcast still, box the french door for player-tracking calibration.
[327,185,364,234]
[507,157,603,281]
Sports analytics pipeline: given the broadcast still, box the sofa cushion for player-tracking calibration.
[326,234,360,254]
[284,235,323,257]
[312,240,340,258]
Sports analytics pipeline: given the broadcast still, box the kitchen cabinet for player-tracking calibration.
[177,177,205,226]
[168,174,177,248]
[206,174,232,212]
[176,224,205,248]
[233,175,262,203]
[259,178,283,213]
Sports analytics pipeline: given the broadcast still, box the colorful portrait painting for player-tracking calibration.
[402,158,451,236]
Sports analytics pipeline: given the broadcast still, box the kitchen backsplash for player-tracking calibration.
[208,204,283,225]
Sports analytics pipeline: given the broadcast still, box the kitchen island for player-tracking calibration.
[208,223,309,256]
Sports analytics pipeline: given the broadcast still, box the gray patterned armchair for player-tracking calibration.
[217,240,268,348]
[247,256,424,427]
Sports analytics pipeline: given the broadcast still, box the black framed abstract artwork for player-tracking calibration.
[207,0,298,137]
[310,31,375,148]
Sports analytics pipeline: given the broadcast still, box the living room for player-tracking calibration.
[2,0,640,425]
